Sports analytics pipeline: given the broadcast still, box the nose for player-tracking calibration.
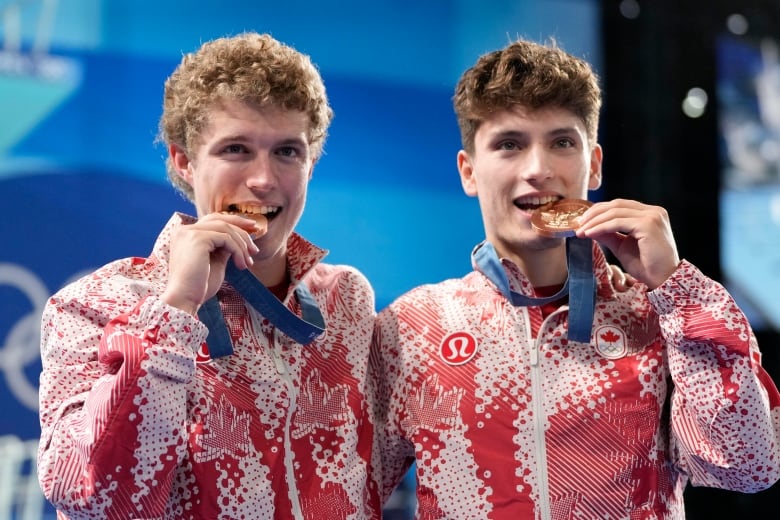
[521,145,553,182]
[245,156,276,191]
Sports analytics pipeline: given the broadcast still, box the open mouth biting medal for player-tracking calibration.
[531,198,593,237]
[197,205,326,359]
[222,204,269,239]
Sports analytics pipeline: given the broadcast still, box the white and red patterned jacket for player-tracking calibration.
[372,241,780,520]
[38,213,381,520]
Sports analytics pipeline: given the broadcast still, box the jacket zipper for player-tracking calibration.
[528,307,552,520]
[249,308,304,520]
[270,329,304,520]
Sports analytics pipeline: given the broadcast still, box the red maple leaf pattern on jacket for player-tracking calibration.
[402,374,464,433]
[37,213,382,519]
[457,287,505,326]
[292,369,350,439]
[374,243,780,518]
[194,394,252,463]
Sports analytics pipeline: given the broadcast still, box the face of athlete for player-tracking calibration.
[457,105,602,263]
[172,98,314,271]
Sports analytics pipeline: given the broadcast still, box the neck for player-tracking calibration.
[499,243,568,288]
[248,255,288,287]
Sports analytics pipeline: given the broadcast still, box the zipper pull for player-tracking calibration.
[271,349,286,374]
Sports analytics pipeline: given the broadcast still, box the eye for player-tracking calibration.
[276,145,298,158]
[553,137,576,149]
[222,143,248,154]
[497,140,519,151]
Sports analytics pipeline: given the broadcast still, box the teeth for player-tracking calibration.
[515,195,559,209]
[524,196,558,206]
[226,204,279,215]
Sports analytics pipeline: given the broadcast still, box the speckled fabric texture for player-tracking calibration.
[372,243,780,520]
[38,213,380,520]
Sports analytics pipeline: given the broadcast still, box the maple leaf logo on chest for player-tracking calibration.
[601,329,621,344]
[594,325,628,359]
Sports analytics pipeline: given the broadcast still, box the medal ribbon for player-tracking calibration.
[197,263,326,358]
[472,238,595,342]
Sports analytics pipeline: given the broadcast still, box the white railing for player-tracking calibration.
[0,435,46,520]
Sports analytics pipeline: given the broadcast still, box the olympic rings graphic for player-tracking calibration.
[0,263,50,411]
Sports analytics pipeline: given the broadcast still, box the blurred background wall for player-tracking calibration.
[602,0,780,515]
[0,0,777,518]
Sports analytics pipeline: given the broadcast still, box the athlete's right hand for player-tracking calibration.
[162,213,261,315]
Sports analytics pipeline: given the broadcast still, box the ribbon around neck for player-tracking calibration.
[472,238,595,342]
[197,263,326,358]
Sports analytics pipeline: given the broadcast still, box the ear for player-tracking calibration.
[587,144,603,191]
[169,144,194,185]
[307,159,316,180]
[457,150,478,197]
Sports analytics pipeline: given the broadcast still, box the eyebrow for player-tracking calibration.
[212,134,251,145]
[489,126,584,144]
[212,134,309,148]
[547,126,582,137]
[276,136,309,147]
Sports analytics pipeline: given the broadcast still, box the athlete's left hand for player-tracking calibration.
[576,199,680,290]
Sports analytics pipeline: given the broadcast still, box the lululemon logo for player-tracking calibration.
[439,331,478,365]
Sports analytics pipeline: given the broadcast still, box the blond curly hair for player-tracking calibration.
[158,32,333,200]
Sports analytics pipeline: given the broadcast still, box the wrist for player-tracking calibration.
[161,290,201,316]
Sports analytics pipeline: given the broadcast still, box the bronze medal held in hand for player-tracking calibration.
[222,205,269,238]
[531,199,593,237]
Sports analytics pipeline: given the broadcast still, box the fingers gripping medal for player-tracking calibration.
[222,205,269,238]
[531,199,593,238]
[245,214,268,239]
[531,199,596,342]
[201,204,325,358]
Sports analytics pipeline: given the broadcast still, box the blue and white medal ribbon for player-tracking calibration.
[197,263,326,358]
[473,238,595,342]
